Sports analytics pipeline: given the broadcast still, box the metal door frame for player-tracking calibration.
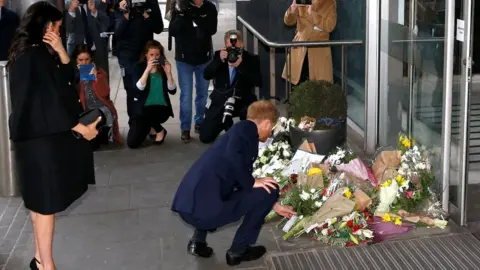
[448,0,475,226]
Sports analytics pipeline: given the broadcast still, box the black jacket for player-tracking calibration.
[8,45,82,142]
[204,50,261,99]
[169,0,217,65]
[114,0,163,64]
[131,62,177,118]
[0,7,20,61]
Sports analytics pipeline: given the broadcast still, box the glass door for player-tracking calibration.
[449,0,475,226]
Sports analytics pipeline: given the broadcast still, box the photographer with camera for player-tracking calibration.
[169,0,218,143]
[65,0,110,76]
[199,30,261,144]
[115,0,163,118]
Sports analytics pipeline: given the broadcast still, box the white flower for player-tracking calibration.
[434,219,448,229]
[362,229,374,238]
[300,190,311,201]
[314,201,323,208]
[253,169,262,177]
[321,229,328,236]
[260,156,269,164]
[268,144,276,151]
[283,150,291,158]
[342,215,350,221]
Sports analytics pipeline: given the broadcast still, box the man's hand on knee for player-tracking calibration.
[253,177,278,193]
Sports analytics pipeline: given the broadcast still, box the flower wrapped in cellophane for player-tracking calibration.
[312,211,374,247]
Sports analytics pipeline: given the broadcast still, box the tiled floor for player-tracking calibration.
[2,1,479,269]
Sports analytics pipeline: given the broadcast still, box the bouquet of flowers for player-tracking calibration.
[312,211,374,247]
[298,116,317,131]
[326,147,357,166]
[279,185,324,240]
[253,141,292,180]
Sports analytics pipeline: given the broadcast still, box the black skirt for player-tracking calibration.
[14,131,95,215]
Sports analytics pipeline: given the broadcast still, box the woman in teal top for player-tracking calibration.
[128,40,177,148]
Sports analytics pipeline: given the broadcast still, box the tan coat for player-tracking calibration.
[282,0,337,85]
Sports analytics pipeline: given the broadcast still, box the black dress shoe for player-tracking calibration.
[187,240,214,258]
[29,257,40,270]
[226,245,267,266]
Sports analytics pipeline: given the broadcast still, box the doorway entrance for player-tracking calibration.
[448,0,480,226]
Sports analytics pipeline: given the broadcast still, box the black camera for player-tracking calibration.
[117,0,149,16]
[226,34,243,63]
[176,0,193,13]
[222,96,236,125]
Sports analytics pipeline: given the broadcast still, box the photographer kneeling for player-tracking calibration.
[199,30,261,143]
[115,0,163,118]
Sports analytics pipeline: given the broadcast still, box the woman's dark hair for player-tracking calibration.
[140,40,166,75]
[8,1,63,66]
[72,45,96,64]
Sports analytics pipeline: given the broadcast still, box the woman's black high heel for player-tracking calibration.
[29,257,40,270]
[154,129,168,145]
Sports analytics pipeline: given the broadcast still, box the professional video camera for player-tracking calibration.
[226,33,243,63]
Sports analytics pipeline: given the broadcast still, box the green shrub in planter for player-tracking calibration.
[288,80,347,130]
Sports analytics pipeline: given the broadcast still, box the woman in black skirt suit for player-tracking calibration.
[8,2,101,270]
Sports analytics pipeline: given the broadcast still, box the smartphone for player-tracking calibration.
[79,64,95,81]
[157,55,166,66]
[296,0,312,5]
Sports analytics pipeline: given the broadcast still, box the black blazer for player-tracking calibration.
[0,7,20,61]
[9,45,83,142]
[203,50,261,99]
[172,120,258,219]
[131,62,177,118]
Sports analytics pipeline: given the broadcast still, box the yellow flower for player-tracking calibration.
[382,213,392,222]
[402,138,411,148]
[381,179,392,188]
[344,187,352,199]
[394,217,402,226]
[395,175,406,187]
[308,167,323,176]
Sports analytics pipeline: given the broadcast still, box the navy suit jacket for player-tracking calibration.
[172,120,259,219]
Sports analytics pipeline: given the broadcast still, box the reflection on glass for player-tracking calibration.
[378,0,445,204]
[331,0,366,129]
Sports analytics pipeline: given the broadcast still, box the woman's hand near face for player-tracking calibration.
[43,32,65,54]
[146,59,157,73]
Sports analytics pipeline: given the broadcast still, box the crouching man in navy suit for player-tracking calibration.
[171,100,296,266]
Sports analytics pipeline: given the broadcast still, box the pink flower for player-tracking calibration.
[405,191,414,199]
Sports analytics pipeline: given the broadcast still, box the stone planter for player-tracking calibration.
[289,124,347,155]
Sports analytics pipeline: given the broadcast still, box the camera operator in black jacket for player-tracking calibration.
[169,0,217,143]
[199,30,261,143]
[115,0,163,118]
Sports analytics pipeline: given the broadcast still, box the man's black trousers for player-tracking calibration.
[179,188,279,250]
[199,90,257,143]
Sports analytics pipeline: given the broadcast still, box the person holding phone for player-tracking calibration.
[65,0,110,78]
[127,40,177,148]
[115,0,163,119]
[74,45,123,149]
[282,0,337,85]
[7,2,99,270]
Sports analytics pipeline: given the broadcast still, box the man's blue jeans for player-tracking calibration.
[177,61,210,131]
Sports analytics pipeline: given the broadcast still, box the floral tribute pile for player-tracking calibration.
[254,117,449,247]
